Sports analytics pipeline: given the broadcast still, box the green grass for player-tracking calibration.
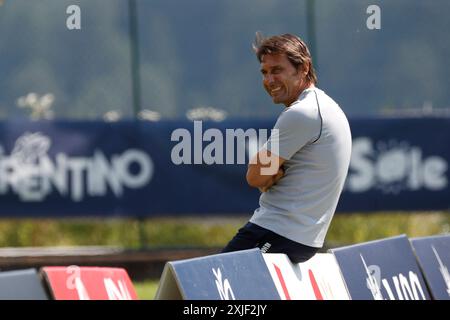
[133,279,160,300]
[0,216,247,248]
[326,211,450,247]
[0,212,447,248]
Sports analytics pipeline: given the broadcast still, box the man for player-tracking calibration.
[221,33,352,263]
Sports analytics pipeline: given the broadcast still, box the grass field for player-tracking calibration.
[0,211,448,248]
[133,280,159,300]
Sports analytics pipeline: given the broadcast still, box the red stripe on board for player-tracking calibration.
[273,263,291,300]
[308,269,324,300]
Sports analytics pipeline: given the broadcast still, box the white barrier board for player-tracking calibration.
[263,253,350,300]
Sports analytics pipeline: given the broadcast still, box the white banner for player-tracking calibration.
[263,253,350,300]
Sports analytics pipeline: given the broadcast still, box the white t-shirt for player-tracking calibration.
[250,87,352,248]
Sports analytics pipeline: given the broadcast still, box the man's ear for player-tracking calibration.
[296,64,308,79]
[301,63,309,77]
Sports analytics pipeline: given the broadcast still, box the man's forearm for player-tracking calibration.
[246,149,286,190]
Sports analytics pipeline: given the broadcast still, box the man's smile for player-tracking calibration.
[268,86,284,97]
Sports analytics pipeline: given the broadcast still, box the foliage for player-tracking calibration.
[133,279,159,300]
[0,212,448,248]
[325,211,450,247]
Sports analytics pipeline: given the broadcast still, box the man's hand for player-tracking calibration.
[258,166,285,192]
[246,149,286,190]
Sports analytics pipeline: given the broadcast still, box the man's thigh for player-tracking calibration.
[261,230,319,263]
[221,222,267,253]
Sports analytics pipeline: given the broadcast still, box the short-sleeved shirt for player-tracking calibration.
[250,87,352,248]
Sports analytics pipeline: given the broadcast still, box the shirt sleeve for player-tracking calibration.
[263,106,320,160]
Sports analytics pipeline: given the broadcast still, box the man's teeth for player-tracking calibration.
[271,87,281,94]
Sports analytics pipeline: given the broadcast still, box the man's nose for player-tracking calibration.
[264,74,274,85]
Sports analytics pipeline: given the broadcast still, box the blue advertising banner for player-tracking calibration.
[0,120,260,217]
[410,235,450,300]
[155,248,280,300]
[0,118,448,217]
[329,235,431,300]
[341,118,450,212]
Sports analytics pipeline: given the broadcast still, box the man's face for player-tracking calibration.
[260,53,304,107]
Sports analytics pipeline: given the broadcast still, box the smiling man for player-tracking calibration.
[221,33,352,263]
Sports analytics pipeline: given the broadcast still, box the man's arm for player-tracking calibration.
[246,149,286,192]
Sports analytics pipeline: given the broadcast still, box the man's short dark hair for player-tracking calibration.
[253,32,318,85]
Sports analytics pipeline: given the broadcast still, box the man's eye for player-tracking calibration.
[273,68,282,74]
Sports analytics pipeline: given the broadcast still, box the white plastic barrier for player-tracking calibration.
[263,253,350,300]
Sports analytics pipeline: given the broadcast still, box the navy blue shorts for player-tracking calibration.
[221,222,319,263]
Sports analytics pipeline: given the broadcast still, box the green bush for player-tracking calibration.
[0,212,448,248]
[326,211,450,247]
